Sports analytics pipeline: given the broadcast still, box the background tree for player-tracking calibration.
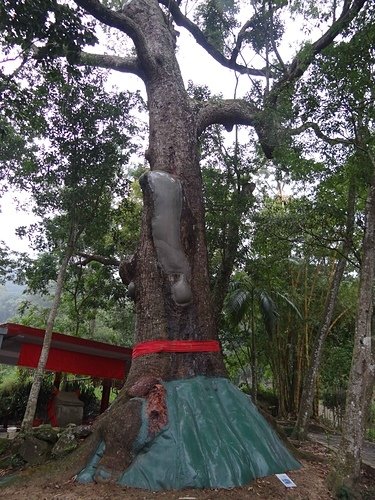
[2,64,140,429]
[201,121,258,320]
[284,11,375,487]
[292,171,357,439]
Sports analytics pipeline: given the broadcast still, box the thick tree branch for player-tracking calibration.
[196,99,260,135]
[268,0,368,105]
[77,252,120,267]
[79,52,144,78]
[74,0,174,79]
[230,4,286,73]
[32,44,144,78]
[268,1,287,72]
[289,121,355,147]
[77,252,137,287]
[74,0,138,38]
[158,0,269,77]
[230,20,252,64]
[74,0,153,72]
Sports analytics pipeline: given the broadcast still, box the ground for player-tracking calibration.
[1,441,374,499]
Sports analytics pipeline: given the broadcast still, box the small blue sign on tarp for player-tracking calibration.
[276,473,297,488]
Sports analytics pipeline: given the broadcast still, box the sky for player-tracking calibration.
[0,192,36,253]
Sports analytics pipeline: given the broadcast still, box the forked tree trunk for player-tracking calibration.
[331,161,375,492]
[292,177,356,439]
[75,0,299,489]
[79,1,226,480]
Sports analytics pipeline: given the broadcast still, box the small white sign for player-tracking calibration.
[276,473,297,488]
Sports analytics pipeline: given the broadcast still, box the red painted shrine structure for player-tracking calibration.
[0,323,132,418]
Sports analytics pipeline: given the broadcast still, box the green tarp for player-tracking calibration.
[78,376,300,490]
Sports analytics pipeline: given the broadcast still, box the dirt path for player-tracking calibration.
[308,432,375,469]
[1,441,374,499]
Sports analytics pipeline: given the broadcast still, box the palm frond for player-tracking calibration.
[225,288,253,324]
[259,291,279,337]
[275,291,303,320]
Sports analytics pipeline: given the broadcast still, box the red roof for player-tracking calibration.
[0,323,132,380]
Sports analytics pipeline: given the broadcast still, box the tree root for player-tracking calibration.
[80,377,168,483]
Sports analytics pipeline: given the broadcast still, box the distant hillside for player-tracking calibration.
[0,281,26,323]
[0,281,53,324]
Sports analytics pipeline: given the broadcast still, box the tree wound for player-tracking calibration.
[146,383,167,437]
[144,170,192,306]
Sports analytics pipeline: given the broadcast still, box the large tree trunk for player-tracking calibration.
[79,2,226,481]
[331,160,375,492]
[75,0,299,489]
[125,1,226,383]
[292,176,356,439]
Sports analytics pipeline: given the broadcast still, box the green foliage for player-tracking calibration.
[240,165,364,417]
[0,0,97,59]
[23,253,58,295]
[1,62,143,349]
[0,242,12,283]
[55,262,134,345]
[194,0,238,53]
[287,0,336,23]
[12,302,51,329]
[0,117,35,187]
[12,260,135,347]
[0,369,54,424]
[1,54,143,260]
[321,344,353,392]
[0,368,101,425]
[294,6,375,163]
[14,66,139,225]
[109,176,143,256]
[225,272,280,336]
[201,124,259,283]
[320,280,356,397]
[242,3,285,54]
[193,0,287,58]
[18,174,142,343]
[0,365,17,386]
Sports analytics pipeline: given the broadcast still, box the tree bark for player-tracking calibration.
[292,176,356,439]
[331,160,375,491]
[21,229,78,431]
[83,0,226,479]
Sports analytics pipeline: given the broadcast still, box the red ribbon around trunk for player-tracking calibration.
[132,339,221,359]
